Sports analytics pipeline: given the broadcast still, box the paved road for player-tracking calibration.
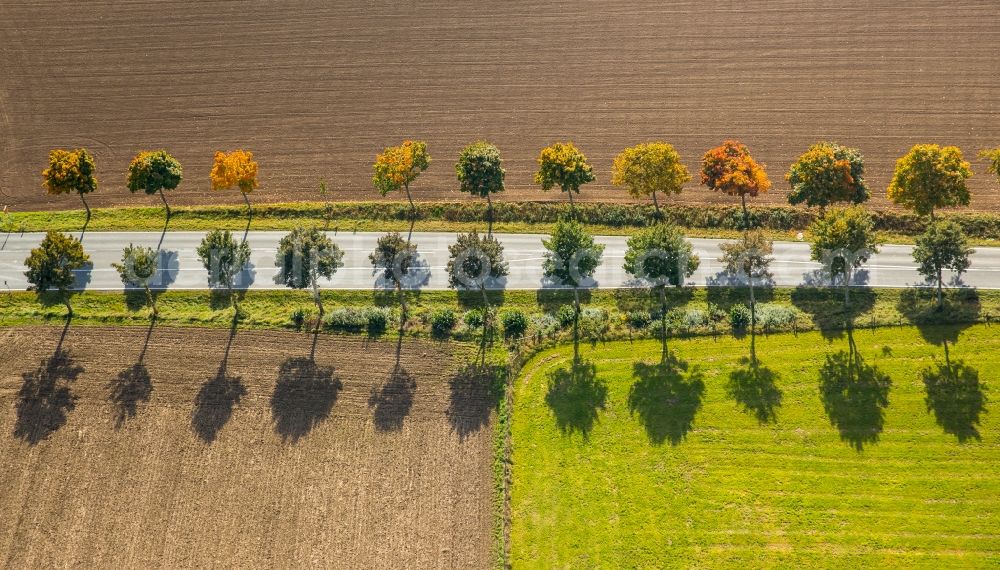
[1,231,998,291]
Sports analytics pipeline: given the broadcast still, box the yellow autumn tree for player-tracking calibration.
[611,142,690,218]
[42,148,98,225]
[372,140,430,213]
[210,150,259,217]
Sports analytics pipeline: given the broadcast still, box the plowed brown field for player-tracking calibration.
[0,325,495,568]
[1,1,998,211]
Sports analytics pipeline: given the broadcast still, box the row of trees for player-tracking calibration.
[41,142,1000,227]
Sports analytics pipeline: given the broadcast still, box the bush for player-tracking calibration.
[464,308,486,329]
[501,309,528,339]
[530,314,560,338]
[626,310,651,329]
[579,307,609,340]
[755,304,800,329]
[682,309,708,328]
[364,307,391,336]
[324,307,368,332]
[430,309,457,338]
[556,304,577,328]
[729,304,752,330]
[290,308,307,330]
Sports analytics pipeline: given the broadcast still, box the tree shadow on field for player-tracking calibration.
[271,351,341,443]
[818,328,892,451]
[545,358,606,439]
[897,288,981,345]
[791,286,876,340]
[191,318,247,443]
[447,362,505,440]
[108,319,157,429]
[14,320,82,445]
[921,341,986,443]
[629,352,705,446]
[727,332,782,424]
[368,330,416,432]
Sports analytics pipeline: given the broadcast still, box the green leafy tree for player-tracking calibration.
[719,230,774,328]
[542,218,605,315]
[623,223,699,356]
[455,141,505,216]
[887,144,972,219]
[275,227,345,319]
[534,142,595,208]
[113,244,160,316]
[980,146,1000,185]
[126,150,183,219]
[373,140,431,212]
[369,232,418,310]
[787,142,869,214]
[446,231,508,295]
[808,206,881,305]
[913,220,974,308]
[611,142,691,217]
[24,231,90,315]
[42,148,98,223]
[196,230,251,310]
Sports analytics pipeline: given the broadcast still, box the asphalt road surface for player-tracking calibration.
[1,231,998,292]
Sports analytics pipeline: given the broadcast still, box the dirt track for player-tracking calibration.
[1,0,998,212]
[0,325,494,568]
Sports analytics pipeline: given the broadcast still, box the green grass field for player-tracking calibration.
[512,324,1000,568]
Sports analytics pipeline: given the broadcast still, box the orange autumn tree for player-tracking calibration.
[700,140,771,229]
[210,150,259,218]
[372,140,431,213]
[42,148,98,225]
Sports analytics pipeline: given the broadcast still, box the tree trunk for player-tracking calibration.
[748,272,756,331]
[80,193,91,220]
[159,188,171,219]
[659,286,668,361]
[740,194,749,231]
[567,188,575,209]
[242,192,252,220]
[651,190,661,221]
[145,284,158,317]
[572,286,581,362]
[62,290,73,316]
[843,266,851,306]
[937,267,944,309]
[404,182,415,214]
[485,193,493,236]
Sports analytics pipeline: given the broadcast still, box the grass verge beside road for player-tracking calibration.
[511,325,1000,567]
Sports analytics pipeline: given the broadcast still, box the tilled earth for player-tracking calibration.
[0,325,495,568]
[0,0,997,211]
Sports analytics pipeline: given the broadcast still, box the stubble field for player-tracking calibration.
[1,0,998,212]
[0,325,495,568]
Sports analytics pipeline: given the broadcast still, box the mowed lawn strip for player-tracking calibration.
[511,324,1000,568]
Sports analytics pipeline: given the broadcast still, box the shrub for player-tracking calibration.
[501,310,528,338]
[707,303,728,323]
[290,308,307,330]
[530,314,560,338]
[364,307,392,336]
[755,304,800,329]
[430,309,457,338]
[683,309,708,328]
[625,310,651,329]
[324,307,368,332]
[579,308,609,340]
[464,308,486,329]
[729,304,752,330]
[556,304,576,328]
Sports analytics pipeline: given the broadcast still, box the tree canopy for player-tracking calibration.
[623,223,699,288]
[719,230,774,284]
[196,229,251,295]
[369,232,418,291]
[534,142,595,205]
[455,141,505,203]
[809,206,881,303]
[210,150,258,194]
[980,147,1000,185]
[787,142,869,211]
[112,244,160,315]
[275,226,344,316]
[42,148,98,218]
[373,140,430,210]
[913,220,974,307]
[127,151,183,196]
[887,144,972,218]
[700,140,771,200]
[446,231,508,290]
[541,218,604,289]
[24,231,89,313]
[611,142,690,214]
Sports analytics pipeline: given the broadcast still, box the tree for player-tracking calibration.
[369,232,418,308]
[373,140,431,213]
[542,218,604,315]
[887,144,972,219]
[534,142,595,208]
[611,142,691,217]
[455,141,505,217]
[210,150,259,220]
[980,146,1000,185]
[126,150,183,219]
[786,142,869,214]
[700,140,771,229]
[275,227,344,320]
[719,230,774,328]
[196,229,251,311]
[24,231,90,315]
[808,206,881,305]
[42,148,98,223]
[623,223,699,355]
[446,231,509,299]
[913,220,974,309]
[113,244,160,316]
